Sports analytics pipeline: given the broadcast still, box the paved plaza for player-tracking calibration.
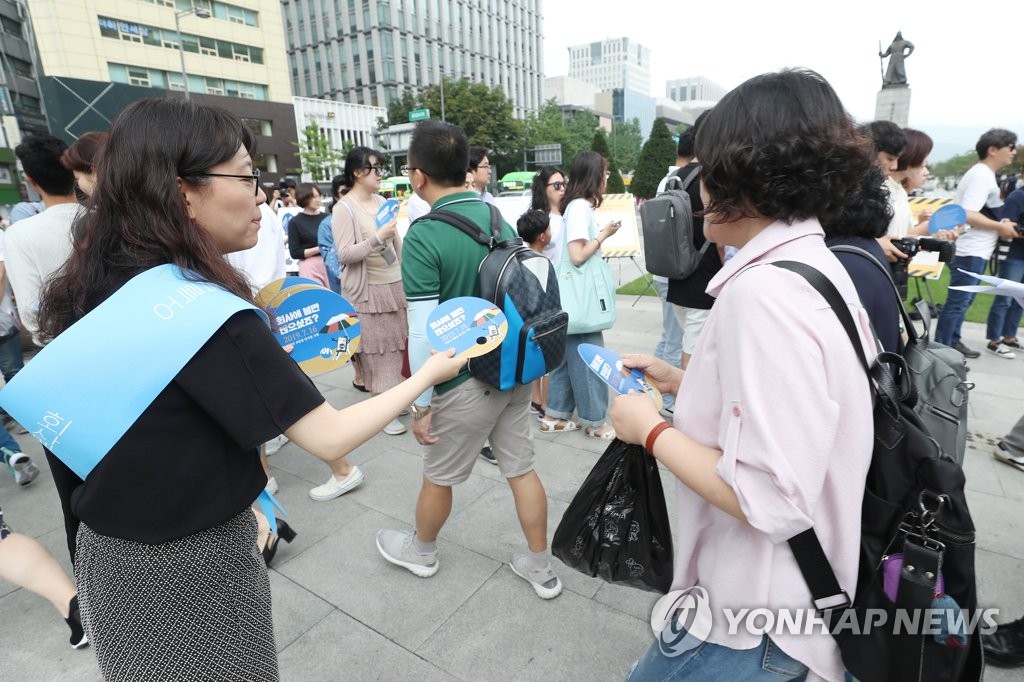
[2,288,1023,681]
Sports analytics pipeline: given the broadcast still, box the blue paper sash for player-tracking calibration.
[0,264,285,531]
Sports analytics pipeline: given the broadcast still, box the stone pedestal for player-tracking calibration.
[875,86,911,127]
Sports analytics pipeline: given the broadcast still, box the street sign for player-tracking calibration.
[409,109,430,122]
[533,144,562,165]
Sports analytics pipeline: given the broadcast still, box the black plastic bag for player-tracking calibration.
[552,438,674,593]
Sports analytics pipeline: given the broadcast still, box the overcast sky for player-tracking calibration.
[541,0,1022,160]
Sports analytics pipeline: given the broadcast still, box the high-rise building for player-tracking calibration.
[568,37,650,96]
[0,0,47,137]
[665,76,725,109]
[21,0,298,185]
[281,0,543,118]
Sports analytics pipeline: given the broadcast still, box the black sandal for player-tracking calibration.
[352,381,369,393]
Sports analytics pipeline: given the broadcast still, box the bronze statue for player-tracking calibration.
[879,31,914,87]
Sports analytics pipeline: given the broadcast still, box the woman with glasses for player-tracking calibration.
[529,165,566,267]
[542,151,621,439]
[329,146,411,445]
[30,98,465,679]
[285,183,329,287]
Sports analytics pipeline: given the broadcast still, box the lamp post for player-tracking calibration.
[174,5,211,100]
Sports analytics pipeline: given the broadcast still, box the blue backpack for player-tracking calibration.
[419,205,568,391]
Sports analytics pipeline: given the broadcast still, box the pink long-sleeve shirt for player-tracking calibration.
[672,218,875,682]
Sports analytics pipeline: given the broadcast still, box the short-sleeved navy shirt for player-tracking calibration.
[68,311,325,544]
[825,235,902,354]
[1000,188,1024,260]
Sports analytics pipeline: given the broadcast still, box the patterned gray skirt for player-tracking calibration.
[75,510,277,681]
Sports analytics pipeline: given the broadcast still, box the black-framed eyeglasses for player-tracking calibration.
[364,165,386,176]
[191,169,261,196]
[402,166,429,178]
[547,181,566,190]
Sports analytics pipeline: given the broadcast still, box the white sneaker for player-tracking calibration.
[383,418,407,435]
[265,476,279,494]
[987,342,1017,359]
[509,553,563,599]
[309,466,365,501]
[265,434,289,455]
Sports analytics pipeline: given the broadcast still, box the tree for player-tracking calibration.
[415,78,523,173]
[930,150,977,180]
[592,129,625,193]
[522,99,598,171]
[608,118,642,173]
[295,121,344,182]
[383,89,419,127]
[631,118,677,199]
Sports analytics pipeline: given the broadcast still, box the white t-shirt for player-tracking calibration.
[886,177,913,238]
[656,165,682,195]
[225,204,287,291]
[406,193,431,223]
[563,198,598,248]
[954,163,1003,259]
[5,202,80,344]
[541,211,563,266]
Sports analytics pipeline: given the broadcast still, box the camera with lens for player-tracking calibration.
[890,237,955,298]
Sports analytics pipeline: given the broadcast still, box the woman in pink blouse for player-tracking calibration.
[610,69,888,681]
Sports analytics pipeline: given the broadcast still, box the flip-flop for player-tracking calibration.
[352,381,369,393]
[584,425,616,441]
[539,417,579,433]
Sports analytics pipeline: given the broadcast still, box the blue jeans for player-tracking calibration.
[0,330,23,420]
[546,331,610,428]
[652,280,682,410]
[986,257,1024,341]
[935,255,988,346]
[0,420,20,454]
[627,634,809,681]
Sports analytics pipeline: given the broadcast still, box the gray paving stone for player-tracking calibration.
[275,508,501,650]
[268,570,336,652]
[442,484,606,600]
[0,585,102,681]
[350,448,498,522]
[965,489,1024,560]
[278,610,454,682]
[416,569,649,681]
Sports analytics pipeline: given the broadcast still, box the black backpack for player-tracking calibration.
[639,167,708,279]
[774,261,981,682]
[830,244,971,465]
[420,205,568,391]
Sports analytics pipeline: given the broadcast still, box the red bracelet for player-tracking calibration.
[645,421,672,454]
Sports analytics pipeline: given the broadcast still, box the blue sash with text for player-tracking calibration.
[0,264,286,531]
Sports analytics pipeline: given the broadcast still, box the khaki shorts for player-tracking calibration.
[424,378,534,486]
[671,304,711,355]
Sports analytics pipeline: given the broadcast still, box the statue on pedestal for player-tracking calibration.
[879,31,914,87]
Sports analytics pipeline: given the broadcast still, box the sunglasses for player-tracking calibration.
[547,181,566,190]
[363,165,386,176]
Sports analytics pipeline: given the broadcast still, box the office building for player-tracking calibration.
[292,96,385,181]
[595,88,655,144]
[0,0,47,136]
[568,37,650,96]
[666,76,725,109]
[281,0,543,118]
[22,0,298,185]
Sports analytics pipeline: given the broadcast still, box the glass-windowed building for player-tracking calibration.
[281,0,543,117]
[26,0,292,103]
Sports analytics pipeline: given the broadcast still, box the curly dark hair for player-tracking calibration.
[696,69,885,230]
[38,98,258,341]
